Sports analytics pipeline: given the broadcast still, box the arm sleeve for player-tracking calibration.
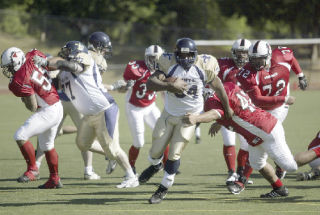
[291,56,303,76]
[248,86,286,108]
[9,81,34,97]
[123,62,141,81]
[201,55,220,83]
[56,60,84,74]
[204,98,225,118]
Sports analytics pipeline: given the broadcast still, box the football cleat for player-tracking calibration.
[106,160,117,175]
[38,178,63,189]
[226,170,238,185]
[296,169,320,181]
[17,169,40,183]
[139,163,163,184]
[116,176,139,188]
[260,186,289,198]
[149,184,168,204]
[84,172,101,180]
[227,181,245,195]
[275,165,287,179]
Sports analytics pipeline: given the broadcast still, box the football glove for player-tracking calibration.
[298,75,308,90]
[33,55,48,67]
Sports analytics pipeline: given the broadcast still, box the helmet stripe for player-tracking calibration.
[154,45,158,53]
[253,41,260,53]
[240,39,245,47]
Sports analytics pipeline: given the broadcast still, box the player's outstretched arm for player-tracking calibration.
[48,57,84,75]
[207,77,233,119]
[21,94,38,112]
[182,109,221,125]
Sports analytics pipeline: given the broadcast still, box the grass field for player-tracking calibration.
[0,88,320,215]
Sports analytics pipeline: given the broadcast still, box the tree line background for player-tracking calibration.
[0,0,319,64]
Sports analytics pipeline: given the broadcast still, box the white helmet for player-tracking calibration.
[1,47,25,78]
[145,45,164,71]
[231,38,251,68]
[248,40,272,71]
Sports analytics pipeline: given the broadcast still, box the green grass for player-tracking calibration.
[0,89,320,215]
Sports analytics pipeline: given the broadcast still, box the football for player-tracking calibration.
[164,77,178,83]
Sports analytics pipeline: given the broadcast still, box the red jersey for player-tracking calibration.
[9,49,59,107]
[271,47,303,76]
[308,131,320,150]
[204,82,277,146]
[237,63,286,110]
[218,58,240,84]
[123,60,156,107]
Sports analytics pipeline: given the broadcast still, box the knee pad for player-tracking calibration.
[38,142,54,152]
[280,161,298,172]
[249,156,266,171]
[164,159,180,174]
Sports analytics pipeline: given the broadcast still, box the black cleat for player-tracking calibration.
[139,163,163,184]
[260,186,289,198]
[227,181,245,195]
[149,184,168,204]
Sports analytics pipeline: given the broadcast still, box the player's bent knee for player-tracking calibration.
[39,143,54,152]
[278,161,298,172]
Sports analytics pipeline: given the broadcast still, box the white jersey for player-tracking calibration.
[164,64,208,116]
[157,53,219,116]
[59,52,114,115]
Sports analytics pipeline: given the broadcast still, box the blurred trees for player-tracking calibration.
[0,0,319,46]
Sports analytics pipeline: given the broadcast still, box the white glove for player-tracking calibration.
[111,80,127,90]
[33,55,48,67]
[126,80,135,89]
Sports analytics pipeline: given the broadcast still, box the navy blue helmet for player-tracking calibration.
[59,41,88,60]
[174,38,197,70]
[88,31,112,60]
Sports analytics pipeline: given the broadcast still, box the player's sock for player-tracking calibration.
[243,162,253,180]
[162,146,169,166]
[237,149,249,169]
[129,146,140,167]
[312,147,320,157]
[223,145,236,172]
[161,171,175,188]
[271,178,283,189]
[19,141,37,170]
[45,148,59,179]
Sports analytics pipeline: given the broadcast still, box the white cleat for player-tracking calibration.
[84,172,101,180]
[106,160,117,174]
[226,172,239,185]
[116,176,139,188]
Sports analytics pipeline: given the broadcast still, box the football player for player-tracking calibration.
[183,82,320,198]
[1,47,63,189]
[48,41,139,188]
[87,31,126,174]
[138,38,233,204]
[296,131,320,181]
[215,38,252,185]
[123,45,170,175]
[231,40,305,193]
[34,55,104,180]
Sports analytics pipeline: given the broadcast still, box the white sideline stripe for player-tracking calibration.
[195,38,320,46]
